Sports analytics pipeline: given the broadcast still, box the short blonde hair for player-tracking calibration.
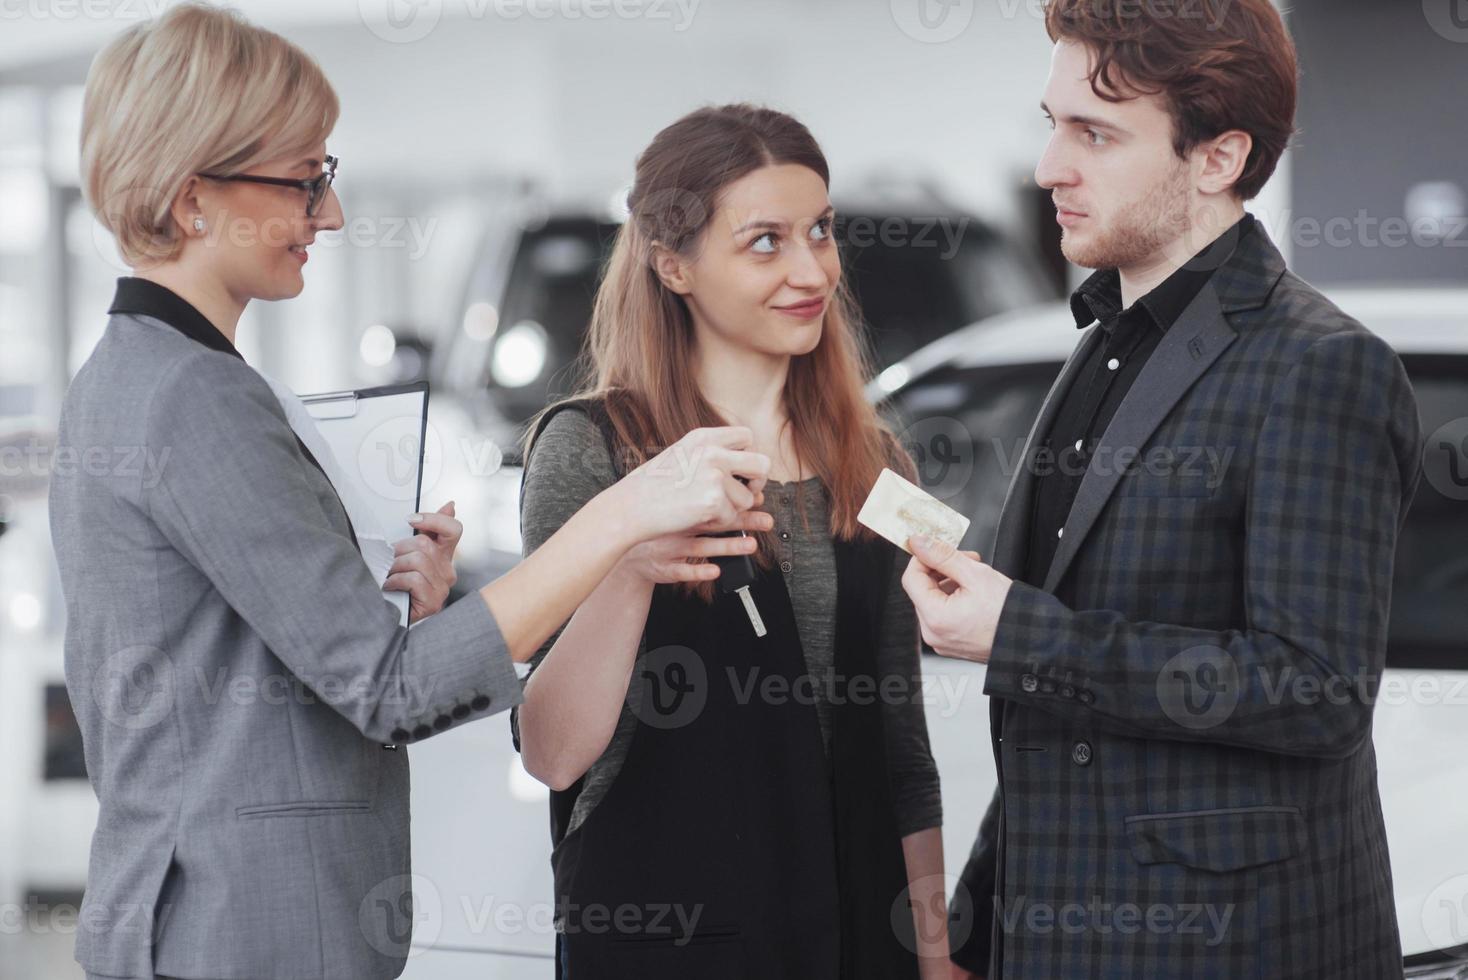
[81,2,339,267]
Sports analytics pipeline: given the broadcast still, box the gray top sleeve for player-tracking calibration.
[876,547,944,837]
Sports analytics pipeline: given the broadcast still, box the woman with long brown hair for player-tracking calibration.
[513,104,949,979]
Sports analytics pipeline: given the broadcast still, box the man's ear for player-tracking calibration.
[650,241,694,295]
[1196,129,1253,197]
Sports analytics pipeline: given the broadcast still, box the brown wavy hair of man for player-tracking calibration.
[1045,0,1298,201]
[525,103,914,601]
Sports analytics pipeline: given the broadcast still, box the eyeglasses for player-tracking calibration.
[198,154,338,217]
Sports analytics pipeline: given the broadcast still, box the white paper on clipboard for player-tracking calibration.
[259,374,429,627]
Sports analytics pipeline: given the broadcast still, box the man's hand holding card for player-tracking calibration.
[858,468,1014,664]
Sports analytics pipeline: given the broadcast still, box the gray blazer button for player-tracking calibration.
[451,704,471,720]
[470,694,491,712]
[411,724,432,741]
[1072,740,1093,766]
[1020,674,1039,694]
[390,728,410,743]
[433,715,453,732]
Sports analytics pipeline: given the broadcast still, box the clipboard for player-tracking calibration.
[295,381,430,626]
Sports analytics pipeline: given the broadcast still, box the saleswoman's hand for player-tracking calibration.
[608,426,771,541]
[388,500,462,623]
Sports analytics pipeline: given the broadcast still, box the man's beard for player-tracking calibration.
[1061,160,1192,271]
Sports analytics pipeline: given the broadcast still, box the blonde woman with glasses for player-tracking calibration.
[51,5,768,978]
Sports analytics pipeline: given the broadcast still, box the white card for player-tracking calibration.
[857,468,971,555]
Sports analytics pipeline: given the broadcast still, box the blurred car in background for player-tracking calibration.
[426,184,1052,585]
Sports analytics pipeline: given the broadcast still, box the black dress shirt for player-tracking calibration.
[1022,214,1255,588]
[108,276,359,550]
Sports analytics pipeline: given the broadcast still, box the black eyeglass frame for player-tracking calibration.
[198,154,338,217]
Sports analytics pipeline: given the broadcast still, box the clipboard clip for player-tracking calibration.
[300,390,359,419]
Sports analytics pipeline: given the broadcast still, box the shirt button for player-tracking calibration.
[779,530,790,541]
[780,560,792,573]
[1072,740,1093,766]
[1107,357,1121,371]
[1057,527,1064,539]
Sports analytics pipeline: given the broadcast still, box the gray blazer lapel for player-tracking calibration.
[989,325,1103,578]
[1041,282,1239,594]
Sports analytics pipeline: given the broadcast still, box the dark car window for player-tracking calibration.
[840,221,1047,370]
[884,354,1468,671]
[485,218,619,425]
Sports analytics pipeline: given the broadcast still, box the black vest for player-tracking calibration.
[523,398,919,980]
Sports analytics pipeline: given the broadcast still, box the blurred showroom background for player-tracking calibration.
[1,1,1465,977]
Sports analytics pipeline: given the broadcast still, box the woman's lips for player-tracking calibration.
[775,298,825,319]
[290,245,309,264]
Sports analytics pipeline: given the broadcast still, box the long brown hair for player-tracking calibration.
[525,103,912,599]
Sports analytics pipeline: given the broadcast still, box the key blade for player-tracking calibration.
[736,586,767,637]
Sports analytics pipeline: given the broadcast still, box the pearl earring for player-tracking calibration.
[193,217,205,233]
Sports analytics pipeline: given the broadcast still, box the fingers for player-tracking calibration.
[723,474,756,512]
[902,554,948,602]
[663,562,723,583]
[384,568,429,596]
[408,504,463,545]
[907,535,979,589]
[709,447,772,483]
[682,534,759,560]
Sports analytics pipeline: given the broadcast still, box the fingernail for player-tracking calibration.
[912,534,932,550]
[408,514,423,524]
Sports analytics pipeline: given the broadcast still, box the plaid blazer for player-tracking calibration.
[950,224,1423,979]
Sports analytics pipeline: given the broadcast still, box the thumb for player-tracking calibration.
[908,534,975,586]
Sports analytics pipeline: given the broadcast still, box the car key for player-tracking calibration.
[704,530,767,637]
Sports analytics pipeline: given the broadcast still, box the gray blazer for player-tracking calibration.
[49,307,522,979]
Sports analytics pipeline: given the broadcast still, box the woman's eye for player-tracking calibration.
[751,233,777,254]
[810,219,831,242]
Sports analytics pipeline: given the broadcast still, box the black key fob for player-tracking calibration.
[702,530,756,593]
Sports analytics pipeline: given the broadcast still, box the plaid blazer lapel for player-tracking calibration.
[1037,221,1290,595]
[1041,282,1236,594]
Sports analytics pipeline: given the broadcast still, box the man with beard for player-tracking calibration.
[899,1,1423,977]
